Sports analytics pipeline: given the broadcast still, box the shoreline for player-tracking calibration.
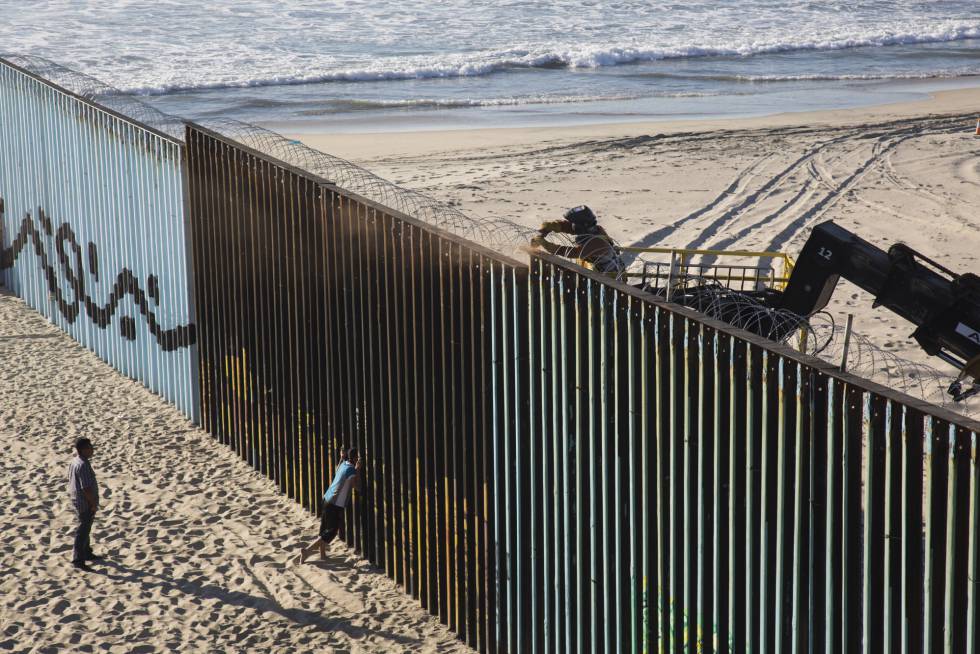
[280,85,980,162]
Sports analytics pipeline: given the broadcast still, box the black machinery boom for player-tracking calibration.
[776,221,980,401]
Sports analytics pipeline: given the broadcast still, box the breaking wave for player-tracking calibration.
[115,25,980,95]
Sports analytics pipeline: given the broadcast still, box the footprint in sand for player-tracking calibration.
[17,597,47,612]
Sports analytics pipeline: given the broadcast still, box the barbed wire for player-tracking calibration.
[0,55,617,264]
[641,277,807,343]
[1,55,546,257]
[201,118,539,259]
[809,322,978,415]
[4,55,974,419]
[0,54,185,141]
[639,276,978,418]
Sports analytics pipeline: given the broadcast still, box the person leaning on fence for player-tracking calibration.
[530,205,626,277]
[298,447,361,563]
[67,437,102,571]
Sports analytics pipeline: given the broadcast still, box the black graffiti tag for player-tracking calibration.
[0,196,195,351]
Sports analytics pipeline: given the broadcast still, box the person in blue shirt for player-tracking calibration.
[298,447,361,563]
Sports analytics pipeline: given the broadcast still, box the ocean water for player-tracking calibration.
[2,1,979,131]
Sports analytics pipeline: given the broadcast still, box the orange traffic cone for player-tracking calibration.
[976,118,980,136]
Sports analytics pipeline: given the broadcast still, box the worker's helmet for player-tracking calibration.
[563,205,597,232]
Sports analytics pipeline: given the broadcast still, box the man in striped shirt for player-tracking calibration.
[67,438,100,571]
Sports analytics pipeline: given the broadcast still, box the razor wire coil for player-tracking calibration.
[4,54,975,419]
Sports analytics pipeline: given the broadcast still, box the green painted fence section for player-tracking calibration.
[5,59,980,652]
[530,254,980,654]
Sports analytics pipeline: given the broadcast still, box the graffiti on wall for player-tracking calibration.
[0,197,195,350]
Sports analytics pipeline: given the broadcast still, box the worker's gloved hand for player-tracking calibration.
[538,220,567,235]
[530,235,547,248]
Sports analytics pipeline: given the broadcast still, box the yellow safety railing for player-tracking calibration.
[620,246,796,291]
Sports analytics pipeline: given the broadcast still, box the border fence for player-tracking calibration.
[0,58,198,421]
[529,255,980,653]
[184,124,529,653]
[3,55,980,653]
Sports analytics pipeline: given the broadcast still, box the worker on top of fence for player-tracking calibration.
[530,205,626,277]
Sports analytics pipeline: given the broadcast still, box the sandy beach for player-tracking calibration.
[291,85,980,415]
[2,85,979,653]
[0,289,468,653]
[2,0,980,647]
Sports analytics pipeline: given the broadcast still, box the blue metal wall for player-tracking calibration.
[0,58,198,422]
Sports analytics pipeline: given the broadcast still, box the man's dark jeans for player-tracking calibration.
[73,508,95,563]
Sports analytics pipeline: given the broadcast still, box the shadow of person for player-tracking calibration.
[95,559,417,645]
[304,558,347,573]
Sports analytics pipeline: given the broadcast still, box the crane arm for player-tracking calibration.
[776,221,980,399]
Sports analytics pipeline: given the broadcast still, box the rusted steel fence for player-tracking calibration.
[184,124,530,653]
[183,114,980,653]
[8,58,980,653]
[0,57,198,421]
[182,121,980,653]
[530,253,980,654]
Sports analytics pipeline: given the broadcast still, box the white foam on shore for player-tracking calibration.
[100,25,980,95]
[2,0,979,98]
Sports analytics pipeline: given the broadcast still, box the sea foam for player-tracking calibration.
[109,24,980,95]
